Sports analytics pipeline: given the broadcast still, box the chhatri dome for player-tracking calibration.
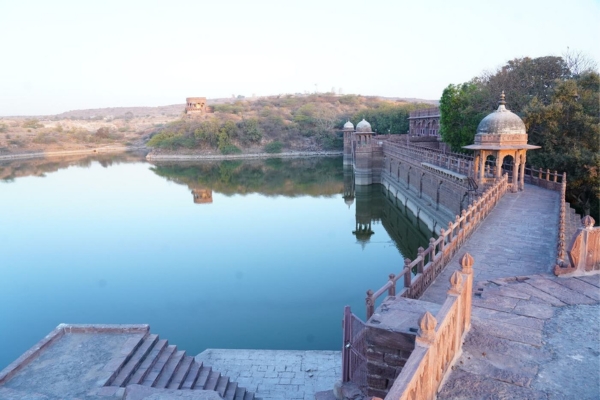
[343,120,355,130]
[356,119,372,133]
[476,91,526,135]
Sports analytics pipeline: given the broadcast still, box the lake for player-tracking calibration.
[0,154,433,370]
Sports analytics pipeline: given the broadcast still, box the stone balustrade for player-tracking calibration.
[380,253,474,400]
[366,174,508,318]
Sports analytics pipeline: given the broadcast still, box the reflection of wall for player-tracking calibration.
[351,184,432,257]
[343,166,355,208]
[191,188,213,204]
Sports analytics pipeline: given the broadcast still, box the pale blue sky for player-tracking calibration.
[0,0,598,116]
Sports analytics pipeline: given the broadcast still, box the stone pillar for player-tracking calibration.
[512,153,519,193]
[478,151,485,184]
[495,152,503,179]
[519,152,526,191]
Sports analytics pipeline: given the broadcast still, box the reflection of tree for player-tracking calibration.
[150,157,344,197]
[0,152,146,181]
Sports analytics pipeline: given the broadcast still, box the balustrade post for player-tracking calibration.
[439,229,446,259]
[388,273,396,296]
[404,258,412,287]
[342,306,351,382]
[546,168,550,181]
[447,221,453,242]
[417,247,424,273]
[553,170,557,182]
[366,290,374,320]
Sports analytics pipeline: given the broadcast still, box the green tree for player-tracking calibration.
[439,82,490,151]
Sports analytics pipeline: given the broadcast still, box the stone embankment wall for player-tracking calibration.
[381,142,474,220]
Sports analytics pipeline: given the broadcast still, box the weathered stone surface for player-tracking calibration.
[2,331,145,399]
[457,349,539,387]
[0,387,50,399]
[509,280,566,306]
[551,276,600,301]
[471,316,543,347]
[472,292,521,313]
[438,369,548,400]
[575,274,600,288]
[472,307,544,330]
[525,277,596,305]
[532,304,600,400]
[512,298,555,320]
[124,384,223,400]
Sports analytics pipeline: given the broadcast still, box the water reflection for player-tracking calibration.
[0,152,147,182]
[149,157,344,198]
[0,155,435,370]
[344,167,433,259]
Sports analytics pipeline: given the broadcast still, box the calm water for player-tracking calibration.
[0,154,432,369]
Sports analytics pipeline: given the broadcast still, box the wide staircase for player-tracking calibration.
[105,333,256,399]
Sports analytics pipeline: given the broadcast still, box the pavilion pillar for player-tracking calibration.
[519,151,526,191]
[512,153,519,193]
[495,152,503,179]
[478,151,486,184]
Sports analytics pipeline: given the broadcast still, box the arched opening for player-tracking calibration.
[485,155,496,178]
[501,155,514,179]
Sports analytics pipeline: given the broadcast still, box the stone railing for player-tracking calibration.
[383,142,473,178]
[522,166,564,191]
[556,174,568,269]
[381,254,474,400]
[366,174,509,318]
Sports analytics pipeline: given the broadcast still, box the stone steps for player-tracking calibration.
[105,333,255,399]
[564,205,581,243]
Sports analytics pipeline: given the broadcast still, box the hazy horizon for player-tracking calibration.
[1,0,598,116]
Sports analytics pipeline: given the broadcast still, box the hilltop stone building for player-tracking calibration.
[184,97,213,118]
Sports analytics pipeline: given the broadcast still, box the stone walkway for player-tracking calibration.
[421,185,560,304]
[195,349,341,400]
[438,274,600,400]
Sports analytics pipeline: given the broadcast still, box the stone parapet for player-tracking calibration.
[380,254,474,400]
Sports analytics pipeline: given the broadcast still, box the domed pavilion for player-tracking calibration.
[463,92,540,192]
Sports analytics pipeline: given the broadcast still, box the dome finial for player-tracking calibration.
[499,91,506,106]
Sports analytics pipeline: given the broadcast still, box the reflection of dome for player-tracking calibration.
[343,120,355,130]
[356,119,372,133]
[476,92,526,135]
[344,197,355,208]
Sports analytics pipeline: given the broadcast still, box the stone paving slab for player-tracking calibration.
[438,275,600,400]
[524,277,597,305]
[195,349,341,400]
[553,276,600,301]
